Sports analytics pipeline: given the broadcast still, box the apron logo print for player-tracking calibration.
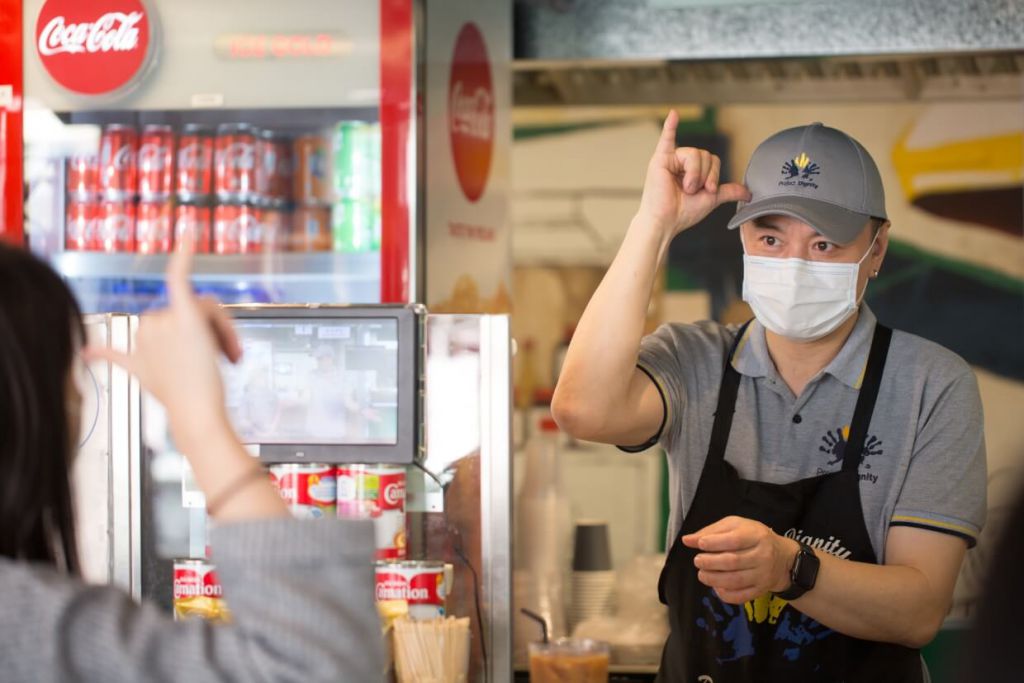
[744,593,789,625]
[694,589,835,666]
[818,425,884,483]
[694,597,755,663]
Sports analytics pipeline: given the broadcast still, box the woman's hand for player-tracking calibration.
[636,110,752,239]
[85,248,241,453]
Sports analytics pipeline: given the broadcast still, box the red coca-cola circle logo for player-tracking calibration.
[448,22,494,203]
[36,0,152,95]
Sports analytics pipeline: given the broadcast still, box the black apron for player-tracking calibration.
[656,321,923,682]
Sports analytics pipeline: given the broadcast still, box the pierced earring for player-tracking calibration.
[872,270,880,278]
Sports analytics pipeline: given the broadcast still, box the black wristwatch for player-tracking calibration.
[776,542,820,600]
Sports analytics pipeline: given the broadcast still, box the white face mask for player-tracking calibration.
[741,232,879,342]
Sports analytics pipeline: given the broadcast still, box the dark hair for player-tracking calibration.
[0,243,84,573]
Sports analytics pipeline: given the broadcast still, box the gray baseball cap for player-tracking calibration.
[726,123,887,245]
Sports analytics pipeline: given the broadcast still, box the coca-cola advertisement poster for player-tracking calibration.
[424,6,511,315]
[35,0,154,96]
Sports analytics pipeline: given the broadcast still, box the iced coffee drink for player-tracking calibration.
[529,639,610,683]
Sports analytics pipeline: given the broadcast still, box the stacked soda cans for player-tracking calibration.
[331,121,382,253]
[64,120,381,255]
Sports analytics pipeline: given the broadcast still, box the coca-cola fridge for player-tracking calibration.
[81,307,512,680]
[2,0,513,319]
[7,0,516,679]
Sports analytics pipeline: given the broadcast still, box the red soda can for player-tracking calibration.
[242,205,265,254]
[66,200,99,251]
[174,204,212,253]
[136,200,173,254]
[176,124,215,202]
[97,200,137,252]
[67,155,99,201]
[137,125,175,200]
[214,123,257,203]
[99,125,138,200]
[214,203,263,254]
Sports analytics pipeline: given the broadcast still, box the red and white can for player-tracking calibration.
[213,203,263,255]
[97,200,136,253]
[255,130,292,205]
[173,559,229,622]
[174,203,212,253]
[215,123,257,203]
[268,463,337,520]
[136,200,173,254]
[176,124,215,202]
[337,465,407,560]
[137,125,175,200]
[99,124,138,201]
[374,561,450,621]
[67,155,100,201]
[66,200,99,251]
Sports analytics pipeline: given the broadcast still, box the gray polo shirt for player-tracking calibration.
[636,305,987,560]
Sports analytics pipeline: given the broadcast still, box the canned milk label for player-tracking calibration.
[374,562,447,620]
[173,559,229,622]
[269,464,337,519]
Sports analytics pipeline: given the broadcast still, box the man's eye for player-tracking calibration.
[762,236,777,247]
[814,242,833,252]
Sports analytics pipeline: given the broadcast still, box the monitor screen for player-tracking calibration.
[221,319,400,445]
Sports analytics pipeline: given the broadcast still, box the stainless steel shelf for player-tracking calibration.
[52,251,380,284]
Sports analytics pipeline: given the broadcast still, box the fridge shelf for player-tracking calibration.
[52,251,380,284]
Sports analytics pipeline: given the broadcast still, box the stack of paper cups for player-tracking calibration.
[570,520,615,630]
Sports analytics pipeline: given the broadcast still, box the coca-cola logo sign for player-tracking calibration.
[448,22,494,203]
[36,0,153,96]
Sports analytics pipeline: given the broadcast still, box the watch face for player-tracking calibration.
[795,546,820,589]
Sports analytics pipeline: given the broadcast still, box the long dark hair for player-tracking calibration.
[0,243,83,573]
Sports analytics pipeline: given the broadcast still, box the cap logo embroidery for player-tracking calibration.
[780,152,821,189]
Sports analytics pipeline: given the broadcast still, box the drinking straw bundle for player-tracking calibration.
[393,616,471,683]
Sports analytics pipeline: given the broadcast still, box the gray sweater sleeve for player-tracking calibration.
[0,518,385,683]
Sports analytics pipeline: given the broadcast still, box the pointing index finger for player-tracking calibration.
[654,110,680,155]
[166,245,195,309]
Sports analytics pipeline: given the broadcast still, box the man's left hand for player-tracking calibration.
[683,516,800,604]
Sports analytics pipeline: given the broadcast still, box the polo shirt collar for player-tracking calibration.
[731,305,878,390]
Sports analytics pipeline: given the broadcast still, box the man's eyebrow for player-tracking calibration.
[752,217,782,231]
[751,217,829,239]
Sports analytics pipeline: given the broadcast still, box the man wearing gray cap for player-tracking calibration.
[552,112,985,682]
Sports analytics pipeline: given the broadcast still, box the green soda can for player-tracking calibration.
[332,197,376,253]
[334,121,375,200]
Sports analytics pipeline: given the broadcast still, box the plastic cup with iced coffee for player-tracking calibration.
[529,638,610,683]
